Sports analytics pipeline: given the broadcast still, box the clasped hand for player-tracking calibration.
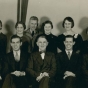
[36,72,49,82]
[11,71,25,77]
[63,71,75,79]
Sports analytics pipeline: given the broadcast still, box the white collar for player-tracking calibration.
[65,50,73,55]
[13,50,20,57]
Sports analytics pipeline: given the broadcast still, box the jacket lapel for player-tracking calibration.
[36,52,43,66]
[9,51,16,70]
[42,52,49,69]
[19,51,25,70]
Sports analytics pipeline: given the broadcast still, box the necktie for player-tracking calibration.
[32,31,34,37]
[39,51,45,60]
[15,51,20,62]
[67,51,70,59]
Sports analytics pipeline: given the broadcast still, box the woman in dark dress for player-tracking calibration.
[42,20,58,54]
[15,22,31,53]
[57,17,83,53]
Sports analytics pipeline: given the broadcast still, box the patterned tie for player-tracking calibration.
[15,51,20,62]
[67,51,71,59]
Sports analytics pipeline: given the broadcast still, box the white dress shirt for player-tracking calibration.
[65,50,73,59]
[13,50,20,61]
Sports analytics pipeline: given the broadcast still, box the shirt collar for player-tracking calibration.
[65,50,73,55]
[30,29,36,34]
[13,50,20,56]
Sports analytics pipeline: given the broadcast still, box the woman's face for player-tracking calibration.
[16,24,24,34]
[64,20,72,31]
[44,23,52,35]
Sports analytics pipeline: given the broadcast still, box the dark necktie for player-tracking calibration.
[32,31,34,37]
[67,51,71,59]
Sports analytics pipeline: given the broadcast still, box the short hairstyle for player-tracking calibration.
[62,17,74,28]
[15,21,26,29]
[43,20,53,29]
[64,35,75,42]
[0,20,2,27]
[36,34,48,42]
[30,16,38,22]
[10,35,21,42]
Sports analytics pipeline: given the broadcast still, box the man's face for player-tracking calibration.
[11,38,22,51]
[36,37,48,51]
[29,20,38,31]
[16,24,24,34]
[64,37,75,50]
[44,23,52,34]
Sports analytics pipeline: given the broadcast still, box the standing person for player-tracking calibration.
[25,16,41,51]
[2,35,29,88]
[15,21,31,53]
[40,20,58,54]
[27,34,56,88]
[56,35,81,88]
[0,20,7,87]
[57,17,83,53]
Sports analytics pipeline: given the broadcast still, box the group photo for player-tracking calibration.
[0,0,88,88]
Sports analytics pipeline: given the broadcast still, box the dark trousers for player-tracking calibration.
[64,76,76,88]
[56,76,78,88]
[33,77,50,88]
[2,74,28,88]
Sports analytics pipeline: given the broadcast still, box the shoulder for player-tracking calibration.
[74,33,82,39]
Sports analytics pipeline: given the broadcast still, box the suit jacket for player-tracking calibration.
[56,51,81,80]
[26,51,56,78]
[2,51,29,88]
[3,51,29,77]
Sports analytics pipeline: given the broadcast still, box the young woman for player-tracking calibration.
[57,17,83,53]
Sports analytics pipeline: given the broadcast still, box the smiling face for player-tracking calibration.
[36,37,48,51]
[29,20,38,31]
[11,38,22,51]
[64,37,75,51]
[16,24,24,35]
[64,20,72,31]
[44,23,52,35]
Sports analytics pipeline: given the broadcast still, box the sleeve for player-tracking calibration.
[82,54,88,76]
[26,54,40,78]
[56,54,66,78]
[74,34,83,52]
[48,54,56,77]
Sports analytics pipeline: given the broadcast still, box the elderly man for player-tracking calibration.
[27,34,56,88]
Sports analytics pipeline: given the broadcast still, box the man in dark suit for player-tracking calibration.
[2,35,29,88]
[56,35,81,88]
[27,34,56,88]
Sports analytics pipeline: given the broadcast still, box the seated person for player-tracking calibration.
[2,35,29,88]
[26,34,56,88]
[56,35,81,88]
